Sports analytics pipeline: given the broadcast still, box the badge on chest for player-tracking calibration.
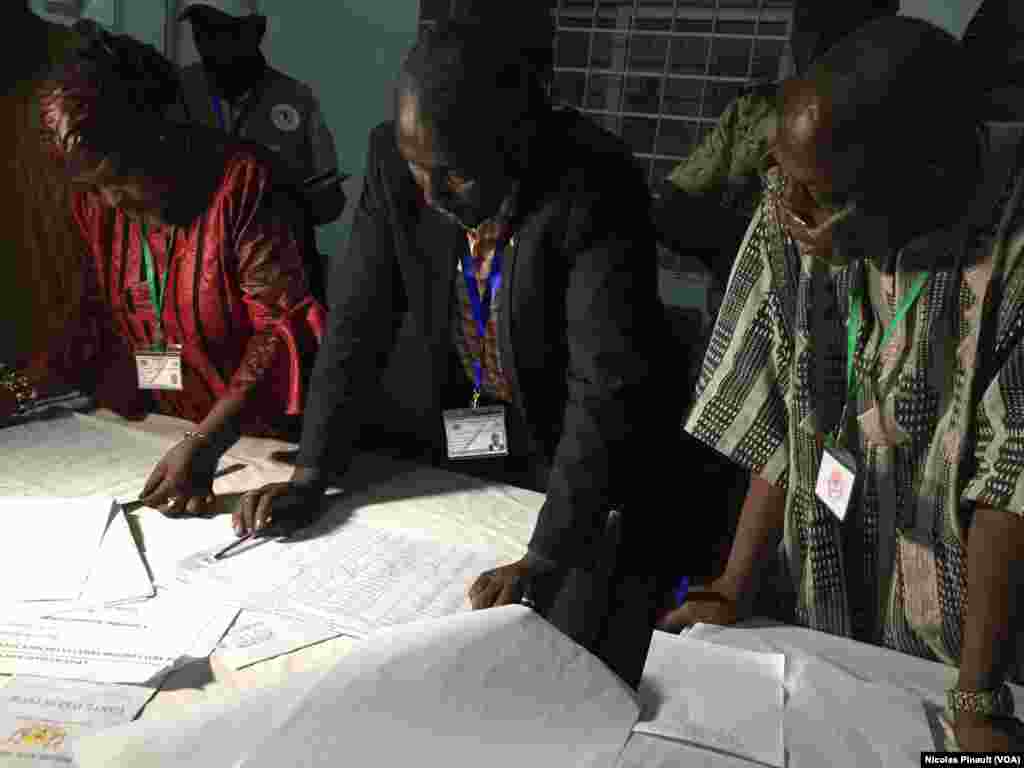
[135,345,183,391]
[815,444,856,520]
[443,406,509,460]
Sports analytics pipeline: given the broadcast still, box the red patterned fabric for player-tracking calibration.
[47,147,325,435]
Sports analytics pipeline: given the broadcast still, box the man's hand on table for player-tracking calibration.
[657,576,742,633]
[140,436,220,516]
[469,559,534,609]
[234,477,323,537]
[954,713,1024,752]
[469,554,564,610]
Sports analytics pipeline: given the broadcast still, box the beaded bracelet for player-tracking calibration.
[0,365,36,411]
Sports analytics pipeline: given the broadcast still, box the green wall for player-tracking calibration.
[258,1,420,257]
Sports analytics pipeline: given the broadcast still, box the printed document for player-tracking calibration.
[0,585,238,684]
[0,413,168,499]
[179,520,503,643]
[0,677,152,766]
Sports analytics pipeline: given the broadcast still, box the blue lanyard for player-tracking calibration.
[211,94,227,132]
[461,240,505,408]
[674,576,689,608]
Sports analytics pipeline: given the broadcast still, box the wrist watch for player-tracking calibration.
[947,683,1016,718]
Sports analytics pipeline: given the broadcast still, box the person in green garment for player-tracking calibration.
[652,0,899,290]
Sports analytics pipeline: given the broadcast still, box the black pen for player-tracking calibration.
[212,524,288,560]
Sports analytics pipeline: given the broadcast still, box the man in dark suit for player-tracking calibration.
[236,17,681,689]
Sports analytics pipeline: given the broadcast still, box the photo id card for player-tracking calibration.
[815,446,856,521]
[135,345,183,391]
[443,406,509,460]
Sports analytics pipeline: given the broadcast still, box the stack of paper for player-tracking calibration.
[633,631,786,767]
[72,606,641,768]
[177,520,505,667]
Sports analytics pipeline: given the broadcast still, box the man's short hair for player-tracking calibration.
[399,18,548,161]
[800,16,983,238]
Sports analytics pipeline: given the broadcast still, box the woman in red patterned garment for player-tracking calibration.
[28,38,325,516]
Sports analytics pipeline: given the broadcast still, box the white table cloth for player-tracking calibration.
[4,409,1014,765]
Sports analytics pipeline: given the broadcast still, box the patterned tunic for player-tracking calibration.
[46,146,326,435]
[685,140,1024,678]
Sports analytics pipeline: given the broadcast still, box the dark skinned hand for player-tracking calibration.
[233,482,322,537]
[139,437,219,517]
[468,556,566,610]
[657,577,742,633]
[954,714,1024,753]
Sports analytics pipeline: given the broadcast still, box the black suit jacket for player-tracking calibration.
[297,108,679,571]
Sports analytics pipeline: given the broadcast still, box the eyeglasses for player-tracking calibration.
[760,150,857,238]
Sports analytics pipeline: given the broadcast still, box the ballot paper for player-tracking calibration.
[73,606,641,768]
[634,631,785,768]
[179,520,504,642]
[0,677,152,767]
[0,497,116,603]
[0,585,238,684]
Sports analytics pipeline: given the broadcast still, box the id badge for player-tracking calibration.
[443,406,509,460]
[135,345,183,391]
[815,444,856,521]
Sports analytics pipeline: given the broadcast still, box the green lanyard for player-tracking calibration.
[139,220,175,350]
[837,267,930,444]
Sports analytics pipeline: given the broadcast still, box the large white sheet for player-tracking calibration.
[73,606,640,768]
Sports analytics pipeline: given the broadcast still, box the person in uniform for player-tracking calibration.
[175,0,346,303]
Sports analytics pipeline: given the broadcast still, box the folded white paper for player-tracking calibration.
[0,497,115,603]
[634,631,785,767]
[79,506,154,605]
